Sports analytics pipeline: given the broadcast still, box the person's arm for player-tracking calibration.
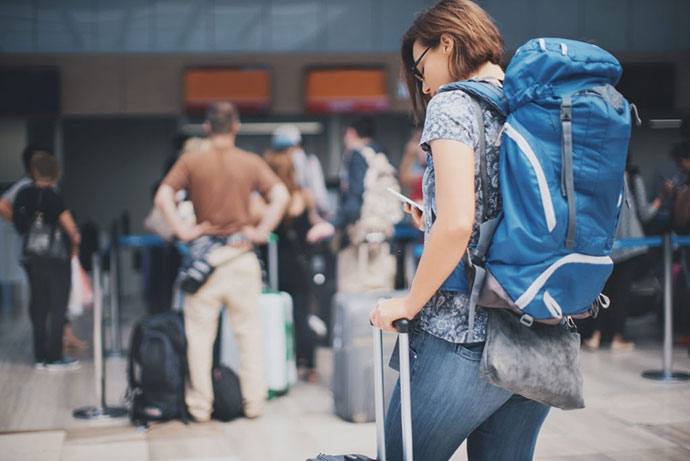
[405,140,474,311]
[304,188,335,243]
[673,185,690,229]
[154,184,210,242]
[304,189,322,226]
[244,183,289,244]
[248,192,268,226]
[399,140,420,191]
[1,178,32,223]
[635,175,671,223]
[58,210,81,254]
[331,150,367,229]
[371,139,475,332]
[0,198,11,222]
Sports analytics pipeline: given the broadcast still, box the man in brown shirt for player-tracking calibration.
[155,102,289,420]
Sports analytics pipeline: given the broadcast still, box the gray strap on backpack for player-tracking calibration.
[469,98,489,222]
[467,264,487,334]
[561,96,577,249]
[466,98,489,334]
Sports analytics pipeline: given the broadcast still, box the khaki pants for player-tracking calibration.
[184,247,266,421]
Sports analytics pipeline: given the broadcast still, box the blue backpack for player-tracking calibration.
[443,38,637,326]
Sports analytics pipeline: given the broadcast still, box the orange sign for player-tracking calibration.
[184,68,271,113]
[306,68,389,113]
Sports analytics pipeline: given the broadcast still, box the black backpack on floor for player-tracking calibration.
[211,365,244,421]
[127,311,189,426]
[210,317,244,422]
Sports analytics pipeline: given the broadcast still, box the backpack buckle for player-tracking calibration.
[520,314,534,327]
[560,103,572,122]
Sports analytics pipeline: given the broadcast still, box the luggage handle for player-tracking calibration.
[372,318,413,461]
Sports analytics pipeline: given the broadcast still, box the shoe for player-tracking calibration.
[243,401,264,419]
[299,368,320,384]
[63,325,88,351]
[305,370,319,384]
[611,338,635,352]
[34,361,46,370]
[582,331,601,351]
[45,356,81,371]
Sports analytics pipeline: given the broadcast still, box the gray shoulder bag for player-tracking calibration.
[480,309,585,410]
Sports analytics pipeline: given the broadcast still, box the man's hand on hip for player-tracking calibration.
[176,221,212,242]
[242,226,270,245]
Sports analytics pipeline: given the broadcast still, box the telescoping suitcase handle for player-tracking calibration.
[372,319,413,461]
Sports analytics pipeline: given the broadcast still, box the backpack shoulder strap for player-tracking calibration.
[467,97,489,223]
[439,79,509,117]
[358,146,376,166]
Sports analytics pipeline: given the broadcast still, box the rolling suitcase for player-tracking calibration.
[332,290,405,422]
[309,320,415,461]
[219,235,297,398]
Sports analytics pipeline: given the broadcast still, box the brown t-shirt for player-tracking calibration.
[162,143,280,235]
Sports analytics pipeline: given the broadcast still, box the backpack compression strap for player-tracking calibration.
[560,96,577,249]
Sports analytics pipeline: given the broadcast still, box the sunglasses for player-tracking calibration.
[411,45,432,83]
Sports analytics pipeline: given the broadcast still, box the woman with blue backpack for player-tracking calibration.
[369,1,550,459]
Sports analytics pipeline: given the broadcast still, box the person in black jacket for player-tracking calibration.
[13,152,82,370]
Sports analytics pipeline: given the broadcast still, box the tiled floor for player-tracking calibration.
[1,299,690,460]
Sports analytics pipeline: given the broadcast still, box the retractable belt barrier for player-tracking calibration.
[73,252,128,421]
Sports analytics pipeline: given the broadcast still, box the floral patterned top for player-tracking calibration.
[416,86,504,344]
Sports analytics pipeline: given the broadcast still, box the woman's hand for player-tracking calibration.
[404,202,424,231]
[369,297,414,333]
[660,179,676,199]
[306,221,335,243]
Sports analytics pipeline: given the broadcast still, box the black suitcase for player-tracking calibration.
[309,319,414,461]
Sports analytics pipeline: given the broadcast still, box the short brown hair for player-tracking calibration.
[30,151,60,182]
[401,0,503,121]
[205,101,239,134]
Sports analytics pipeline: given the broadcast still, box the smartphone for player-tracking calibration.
[387,187,423,211]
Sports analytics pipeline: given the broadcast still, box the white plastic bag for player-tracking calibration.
[67,256,84,318]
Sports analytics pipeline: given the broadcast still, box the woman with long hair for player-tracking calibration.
[264,126,333,382]
[369,1,549,459]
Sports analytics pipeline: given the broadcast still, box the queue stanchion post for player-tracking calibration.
[642,233,690,382]
[107,237,124,358]
[73,252,128,420]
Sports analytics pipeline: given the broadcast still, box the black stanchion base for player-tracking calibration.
[73,406,128,420]
[642,370,690,382]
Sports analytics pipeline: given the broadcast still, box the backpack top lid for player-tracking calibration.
[504,38,623,110]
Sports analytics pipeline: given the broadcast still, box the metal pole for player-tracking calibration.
[373,328,387,461]
[94,253,104,407]
[107,243,123,357]
[642,233,690,382]
[73,253,127,420]
[663,232,674,375]
[398,331,414,461]
[268,234,279,291]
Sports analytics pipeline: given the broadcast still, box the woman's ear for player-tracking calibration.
[440,33,454,54]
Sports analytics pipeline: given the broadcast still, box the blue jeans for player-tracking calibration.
[385,328,550,461]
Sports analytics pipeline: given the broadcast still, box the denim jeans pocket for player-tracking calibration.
[455,342,485,361]
[389,330,424,373]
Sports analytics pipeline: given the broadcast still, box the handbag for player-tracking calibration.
[22,190,69,261]
[479,308,585,410]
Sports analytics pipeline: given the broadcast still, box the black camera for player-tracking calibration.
[179,258,215,294]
